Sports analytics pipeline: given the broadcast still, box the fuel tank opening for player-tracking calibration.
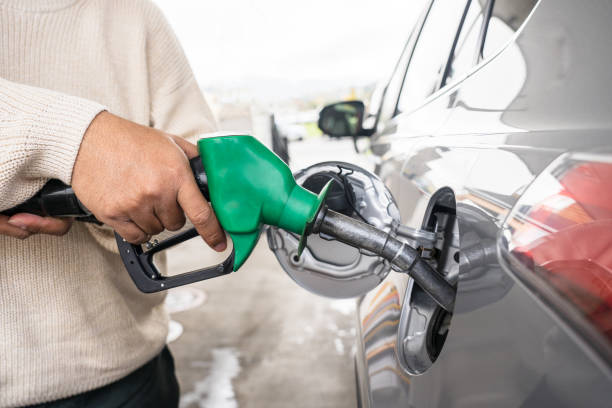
[267,161,401,299]
[397,187,459,374]
[302,171,356,216]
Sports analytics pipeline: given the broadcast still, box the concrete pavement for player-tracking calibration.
[166,238,358,408]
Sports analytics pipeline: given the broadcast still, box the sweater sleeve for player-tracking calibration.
[145,2,217,140]
[83,3,217,254]
[0,77,106,211]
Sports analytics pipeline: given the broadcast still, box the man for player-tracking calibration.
[0,0,226,406]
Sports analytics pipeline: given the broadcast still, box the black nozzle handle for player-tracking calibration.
[313,207,456,311]
[115,228,234,293]
[111,158,231,293]
[1,156,208,220]
[1,156,234,293]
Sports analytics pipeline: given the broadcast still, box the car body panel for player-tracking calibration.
[354,0,612,406]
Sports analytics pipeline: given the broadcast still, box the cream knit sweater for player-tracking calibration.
[0,0,216,406]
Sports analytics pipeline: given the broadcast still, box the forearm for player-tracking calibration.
[0,77,105,211]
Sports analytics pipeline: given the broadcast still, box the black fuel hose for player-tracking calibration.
[1,179,91,219]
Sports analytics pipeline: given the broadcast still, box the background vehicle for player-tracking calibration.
[316,0,612,406]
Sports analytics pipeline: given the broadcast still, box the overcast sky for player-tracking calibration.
[153,0,425,100]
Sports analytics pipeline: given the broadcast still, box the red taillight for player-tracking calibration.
[504,155,612,343]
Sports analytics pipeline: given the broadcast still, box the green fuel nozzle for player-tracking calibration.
[2,134,455,310]
[197,135,330,271]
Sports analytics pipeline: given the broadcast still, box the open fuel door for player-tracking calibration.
[266,162,401,298]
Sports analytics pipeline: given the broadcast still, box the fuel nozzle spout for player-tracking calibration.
[310,206,456,311]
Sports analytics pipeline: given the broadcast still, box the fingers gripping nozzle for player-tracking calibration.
[310,206,456,311]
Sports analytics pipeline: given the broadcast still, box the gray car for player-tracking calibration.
[312,0,612,406]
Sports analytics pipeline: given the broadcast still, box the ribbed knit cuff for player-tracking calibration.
[27,95,106,185]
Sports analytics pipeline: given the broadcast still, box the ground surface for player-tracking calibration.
[166,239,358,408]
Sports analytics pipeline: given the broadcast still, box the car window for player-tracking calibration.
[396,0,471,115]
[378,39,414,124]
[378,0,429,124]
[444,0,487,85]
[481,0,538,59]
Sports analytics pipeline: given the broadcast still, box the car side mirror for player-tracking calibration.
[318,101,371,138]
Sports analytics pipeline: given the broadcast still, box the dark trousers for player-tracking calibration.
[29,347,179,408]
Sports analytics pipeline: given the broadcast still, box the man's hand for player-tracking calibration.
[71,111,227,250]
[0,213,72,240]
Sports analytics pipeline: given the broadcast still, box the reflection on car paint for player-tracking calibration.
[502,154,612,355]
[359,280,412,404]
